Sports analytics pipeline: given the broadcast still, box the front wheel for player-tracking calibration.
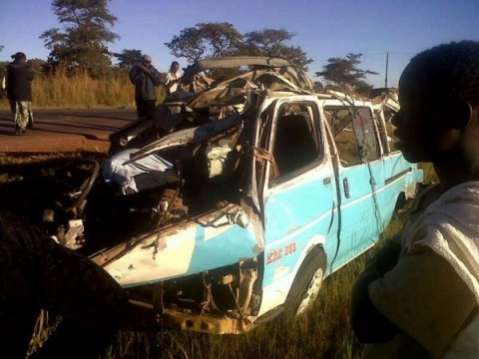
[284,246,326,318]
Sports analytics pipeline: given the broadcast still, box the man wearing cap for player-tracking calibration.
[4,52,34,135]
[129,55,163,119]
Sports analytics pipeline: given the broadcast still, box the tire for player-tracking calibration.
[284,246,326,318]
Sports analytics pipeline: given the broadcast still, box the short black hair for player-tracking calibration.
[12,52,26,61]
[401,41,479,106]
[171,61,179,66]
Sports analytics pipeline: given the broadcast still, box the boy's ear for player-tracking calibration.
[444,98,472,129]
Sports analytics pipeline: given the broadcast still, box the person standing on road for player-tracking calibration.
[165,61,182,95]
[351,41,479,358]
[4,52,34,136]
[129,54,163,119]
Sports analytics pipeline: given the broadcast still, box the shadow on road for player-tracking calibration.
[0,128,15,136]
[34,120,121,132]
[0,109,135,152]
[67,113,135,122]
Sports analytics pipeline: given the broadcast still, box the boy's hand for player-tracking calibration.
[351,238,401,343]
[364,238,401,276]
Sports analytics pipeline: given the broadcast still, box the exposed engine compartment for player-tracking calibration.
[127,257,262,333]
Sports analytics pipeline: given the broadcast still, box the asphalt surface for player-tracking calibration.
[0,109,137,153]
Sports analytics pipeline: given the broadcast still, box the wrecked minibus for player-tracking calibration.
[11,57,423,334]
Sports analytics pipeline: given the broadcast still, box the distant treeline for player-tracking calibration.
[0,0,377,107]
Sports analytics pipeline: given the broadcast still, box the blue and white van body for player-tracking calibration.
[93,89,422,334]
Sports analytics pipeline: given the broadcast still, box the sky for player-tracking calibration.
[0,0,478,87]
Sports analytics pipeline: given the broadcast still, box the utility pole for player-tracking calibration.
[384,51,389,89]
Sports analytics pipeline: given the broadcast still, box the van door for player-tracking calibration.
[259,98,337,309]
[324,105,384,270]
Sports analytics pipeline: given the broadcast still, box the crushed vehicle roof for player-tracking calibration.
[111,56,399,158]
[110,56,315,149]
[177,56,315,106]
[192,56,291,70]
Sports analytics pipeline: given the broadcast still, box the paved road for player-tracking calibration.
[0,109,137,153]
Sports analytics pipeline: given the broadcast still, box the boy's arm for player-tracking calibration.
[366,246,475,356]
[351,239,402,343]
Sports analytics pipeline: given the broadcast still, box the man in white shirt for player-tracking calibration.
[165,61,182,94]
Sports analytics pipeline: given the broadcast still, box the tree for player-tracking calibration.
[243,29,312,70]
[165,23,243,62]
[165,23,312,70]
[113,49,144,70]
[40,0,118,77]
[316,53,377,94]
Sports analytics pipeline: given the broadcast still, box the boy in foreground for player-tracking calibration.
[352,41,479,358]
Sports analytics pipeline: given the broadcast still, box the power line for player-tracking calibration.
[385,51,389,88]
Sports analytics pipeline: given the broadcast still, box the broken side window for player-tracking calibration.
[325,106,381,167]
[353,107,381,162]
[270,102,322,185]
[374,109,389,153]
[325,107,360,166]
[383,107,400,152]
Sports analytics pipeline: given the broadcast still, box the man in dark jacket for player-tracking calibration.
[129,54,163,119]
[5,52,34,135]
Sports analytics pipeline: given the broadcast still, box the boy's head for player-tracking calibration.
[393,41,479,165]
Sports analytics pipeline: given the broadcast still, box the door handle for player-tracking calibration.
[323,176,331,185]
[343,177,351,199]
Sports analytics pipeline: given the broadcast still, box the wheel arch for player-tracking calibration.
[283,243,327,317]
[289,242,327,290]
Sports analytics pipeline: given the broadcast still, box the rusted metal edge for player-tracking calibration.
[163,308,256,335]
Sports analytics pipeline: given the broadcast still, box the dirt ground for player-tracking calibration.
[0,109,136,153]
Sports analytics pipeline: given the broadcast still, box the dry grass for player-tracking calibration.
[0,152,100,166]
[0,70,165,109]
